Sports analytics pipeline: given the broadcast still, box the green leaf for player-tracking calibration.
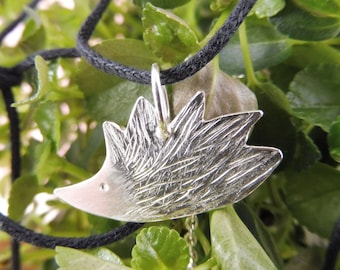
[285,162,340,238]
[287,44,340,69]
[19,13,46,53]
[133,0,190,8]
[29,140,54,181]
[270,1,340,41]
[55,246,131,270]
[0,46,26,66]
[210,0,235,12]
[34,102,60,150]
[76,39,157,97]
[142,3,199,64]
[328,115,340,162]
[87,214,120,235]
[12,55,49,107]
[172,62,258,120]
[293,132,321,171]
[39,3,89,48]
[31,140,90,182]
[87,248,126,265]
[249,0,285,18]
[2,0,32,17]
[219,17,291,75]
[8,175,39,221]
[76,40,154,83]
[86,81,152,125]
[257,82,292,113]
[77,39,157,124]
[235,202,284,269]
[65,125,105,170]
[293,0,340,18]
[287,64,340,132]
[210,206,277,270]
[131,226,189,270]
[249,83,297,168]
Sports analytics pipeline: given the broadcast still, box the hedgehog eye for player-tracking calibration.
[99,183,110,192]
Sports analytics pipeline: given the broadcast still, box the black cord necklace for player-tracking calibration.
[77,0,256,84]
[0,0,256,258]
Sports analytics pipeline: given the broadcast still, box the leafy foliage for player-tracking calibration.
[131,227,189,270]
[0,0,340,269]
[220,17,292,74]
[287,64,340,132]
[142,3,199,64]
[55,246,130,270]
[210,206,277,269]
[329,116,340,162]
[285,162,340,238]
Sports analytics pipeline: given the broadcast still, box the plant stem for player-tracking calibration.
[175,0,203,40]
[199,10,229,47]
[321,37,340,45]
[61,158,92,179]
[238,21,258,88]
[196,227,211,257]
[267,176,293,248]
[194,258,217,270]
[267,176,286,210]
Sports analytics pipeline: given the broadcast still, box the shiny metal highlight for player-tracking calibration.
[54,65,283,222]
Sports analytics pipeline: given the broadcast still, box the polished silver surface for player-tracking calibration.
[151,63,171,138]
[54,66,283,222]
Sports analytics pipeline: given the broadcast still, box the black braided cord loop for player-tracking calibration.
[76,0,257,84]
[0,0,255,256]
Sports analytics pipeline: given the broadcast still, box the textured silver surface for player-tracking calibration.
[54,91,283,222]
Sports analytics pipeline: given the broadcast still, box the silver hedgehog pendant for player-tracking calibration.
[54,64,283,222]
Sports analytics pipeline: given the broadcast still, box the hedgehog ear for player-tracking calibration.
[126,97,158,135]
[103,121,123,141]
[102,121,125,162]
[170,92,205,130]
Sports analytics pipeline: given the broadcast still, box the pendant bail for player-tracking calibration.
[151,63,171,138]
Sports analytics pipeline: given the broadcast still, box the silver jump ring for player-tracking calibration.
[151,63,171,137]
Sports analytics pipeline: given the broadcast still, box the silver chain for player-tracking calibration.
[185,215,198,270]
